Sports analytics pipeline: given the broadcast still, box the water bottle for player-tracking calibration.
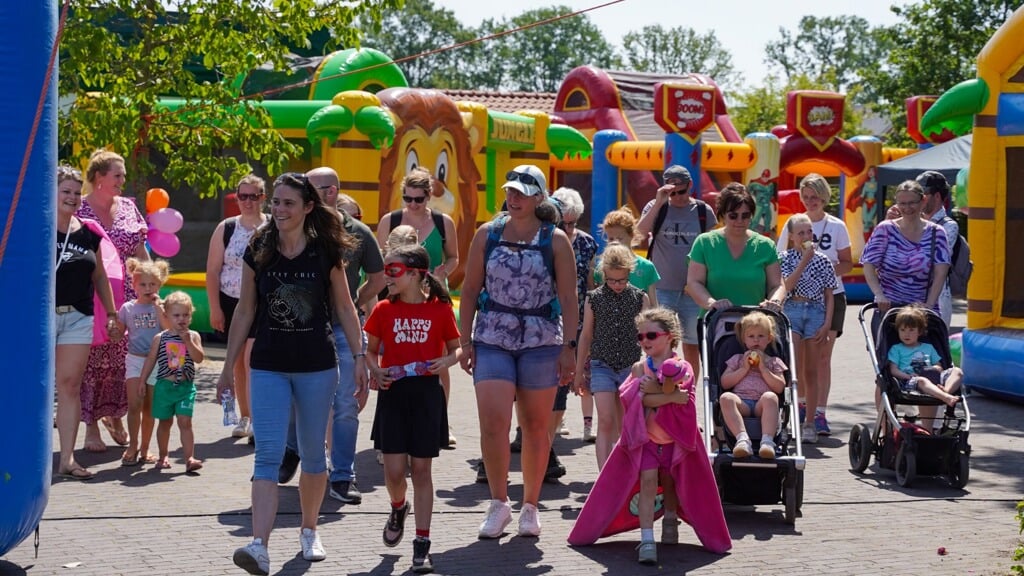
[222,389,238,426]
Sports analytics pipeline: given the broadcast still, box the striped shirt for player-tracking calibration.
[859,220,950,306]
[155,331,196,383]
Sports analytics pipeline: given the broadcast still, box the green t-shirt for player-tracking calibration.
[688,230,779,310]
[594,254,661,292]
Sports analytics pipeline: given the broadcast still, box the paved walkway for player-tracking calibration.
[2,305,1022,575]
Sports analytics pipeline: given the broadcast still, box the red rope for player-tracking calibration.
[0,0,72,269]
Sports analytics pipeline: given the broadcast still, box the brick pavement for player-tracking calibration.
[2,305,1022,575]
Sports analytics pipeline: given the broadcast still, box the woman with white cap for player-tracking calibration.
[459,164,578,539]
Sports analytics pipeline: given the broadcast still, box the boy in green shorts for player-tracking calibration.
[140,291,205,473]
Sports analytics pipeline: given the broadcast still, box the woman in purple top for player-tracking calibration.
[860,179,950,318]
[76,150,150,453]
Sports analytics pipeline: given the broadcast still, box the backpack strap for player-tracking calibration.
[696,200,708,233]
[222,216,238,249]
[941,215,963,263]
[430,210,446,247]
[387,209,403,232]
[647,203,669,259]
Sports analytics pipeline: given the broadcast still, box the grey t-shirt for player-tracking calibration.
[118,300,161,356]
[642,199,717,290]
[331,211,384,326]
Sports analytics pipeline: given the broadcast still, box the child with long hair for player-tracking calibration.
[779,213,837,444]
[365,244,460,574]
[138,290,205,472]
[720,312,788,459]
[568,307,730,562]
[115,258,171,466]
[575,243,650,470]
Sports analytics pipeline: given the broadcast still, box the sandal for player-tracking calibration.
[121,450,141,467]
[185,459,204,474]
[56,466,94,481]
[140,453,157,465]
[101,418,129,447]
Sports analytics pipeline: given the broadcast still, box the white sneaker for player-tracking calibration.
[759,439,777,459]
[478,499,512,539]
[233,538,270,575]
[232,417,252,438]
[299,527,326,561]
[801,423,818,444]
[557,420,569,436]
[518,502,541,537]
[732,439,753,458]
[582,422,596,442]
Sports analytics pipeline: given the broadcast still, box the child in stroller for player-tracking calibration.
[720,311,788,459]
[887,306,963,414]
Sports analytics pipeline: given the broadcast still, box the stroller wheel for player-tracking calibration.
[895,444,916,487]
[848,424,872,473]
[783,483,797,525]
[948,452,970,489]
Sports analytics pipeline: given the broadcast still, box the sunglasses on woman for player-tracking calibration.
[726,211,753,221]
[637,331,670,342]
[506,170,540,188]
[402,195,427,204]
[237,193,263,201]
[384,262,428,278]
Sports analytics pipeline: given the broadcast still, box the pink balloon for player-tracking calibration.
[148,229,180,257]
[148,208,184,234]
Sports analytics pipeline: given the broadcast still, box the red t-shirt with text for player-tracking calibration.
[364,299,460,368]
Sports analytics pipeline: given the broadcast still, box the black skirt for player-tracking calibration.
[370,375,449,458]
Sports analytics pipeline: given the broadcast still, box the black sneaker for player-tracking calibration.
[475,460,488,483]
[383,502,409,547]
[411,536,433,573]
[544,449,566,482]
[278,448,300,485]
[329,480,362,504]
[509,427,522,453]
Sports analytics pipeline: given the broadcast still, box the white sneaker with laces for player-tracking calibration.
[557,420,569,436]
[518,502,541,537]
[299,527,326,561]
[582,422,596,442]
[732,438,753,458]
[233,538,270,575]
[802,423,818,444]
[232,416,252,438]
[759,439,777,459]
[478,499,512,539]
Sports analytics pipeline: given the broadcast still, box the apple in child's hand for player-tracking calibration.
[803,240,815,250]
[747,351,760,367]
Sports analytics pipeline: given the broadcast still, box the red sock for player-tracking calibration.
[416,529,429,539]
[391,499,406,510]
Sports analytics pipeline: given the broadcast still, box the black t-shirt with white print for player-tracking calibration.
[56,223,102,315]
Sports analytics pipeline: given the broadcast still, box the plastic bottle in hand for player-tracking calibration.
[222,389,239,426]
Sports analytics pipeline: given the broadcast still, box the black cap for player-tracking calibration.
[915,171,949,199]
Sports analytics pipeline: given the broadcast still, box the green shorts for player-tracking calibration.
[152,378,196,419]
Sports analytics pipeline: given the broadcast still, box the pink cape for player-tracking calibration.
[567,370,732,553]
[81,218,125,346]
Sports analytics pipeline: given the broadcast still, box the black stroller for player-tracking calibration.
[848,303,971,488]
[700,306,806,525]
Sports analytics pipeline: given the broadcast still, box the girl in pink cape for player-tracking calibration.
[568,307,730,563]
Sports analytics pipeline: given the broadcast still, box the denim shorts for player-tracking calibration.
[741,398,759,412]
[55,308,93,346]
[589,359,633,394]
[784,300,826,339]
[472,343,561,389]
[656,289,700,345]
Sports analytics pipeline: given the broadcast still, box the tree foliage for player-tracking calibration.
[621,25,739,89]
[764,15,886,100]
[731,74,863,139]
[360,0,474,89]
[860,0,1023,145]
[59,0,400,199]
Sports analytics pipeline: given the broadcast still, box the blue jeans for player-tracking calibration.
[251,367,339,481]
[656,289,700,345]
[286,326,364,482]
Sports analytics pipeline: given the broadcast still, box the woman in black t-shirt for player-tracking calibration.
[54,165,119,481]
[218,172,366,573]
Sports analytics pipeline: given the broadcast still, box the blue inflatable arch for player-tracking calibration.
[0,0,58,557]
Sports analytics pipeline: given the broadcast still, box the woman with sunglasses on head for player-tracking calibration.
[686,183,787,315]
[206,174,269,440]
[219,173,366,575]
[459,164,579,539]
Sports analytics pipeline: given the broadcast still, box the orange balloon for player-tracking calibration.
[146,188,170,214]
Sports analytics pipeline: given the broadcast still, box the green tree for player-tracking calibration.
[59,0,400,199]
[360,0,474,88]
[764,15,888,101]
[731,75,864,138]
[621,25,739,89]
[861,0,1023,145]
[468,6,617,92]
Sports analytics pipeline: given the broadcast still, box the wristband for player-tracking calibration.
[353,352,366,359]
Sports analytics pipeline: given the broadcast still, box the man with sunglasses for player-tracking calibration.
[637,165,716,379]
[277,167,385,506]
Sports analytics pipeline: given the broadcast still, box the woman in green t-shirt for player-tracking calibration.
[686,183,786,315]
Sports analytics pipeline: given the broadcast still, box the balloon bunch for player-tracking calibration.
[145,188,183,257]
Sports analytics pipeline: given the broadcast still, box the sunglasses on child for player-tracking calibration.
[727,211,753,221]
[637,331,670,342]
[384,262,428,278]
[402,194,427,204]
[506,170,540,188]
